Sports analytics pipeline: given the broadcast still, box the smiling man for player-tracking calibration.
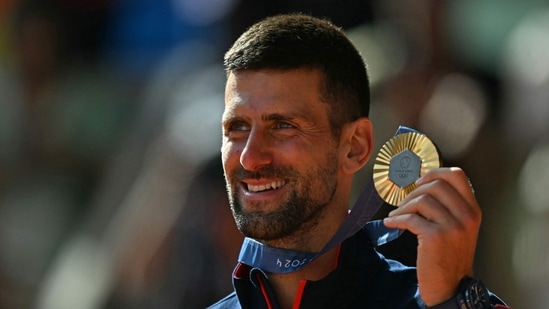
[223,69,346,249]
[209,14,508,309]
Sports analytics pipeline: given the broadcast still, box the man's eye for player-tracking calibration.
[274,121,294,129]
[228,122,250,132]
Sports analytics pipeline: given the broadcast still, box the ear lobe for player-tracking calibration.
[340,118,373,174]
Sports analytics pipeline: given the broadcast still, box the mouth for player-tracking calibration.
[245,180,286,193]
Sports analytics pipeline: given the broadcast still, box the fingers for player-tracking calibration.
[387,167,481,228]
[415,167,477,212]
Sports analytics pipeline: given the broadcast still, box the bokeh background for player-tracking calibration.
[0,0,548,308]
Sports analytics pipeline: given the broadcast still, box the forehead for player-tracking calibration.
[224,69,328,117]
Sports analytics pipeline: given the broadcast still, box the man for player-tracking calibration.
[210,14,508,308]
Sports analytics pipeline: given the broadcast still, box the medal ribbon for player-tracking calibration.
[237,126,419,274]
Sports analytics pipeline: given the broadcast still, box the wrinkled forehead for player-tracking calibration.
[222,69,331,123]
[224,68,326,101]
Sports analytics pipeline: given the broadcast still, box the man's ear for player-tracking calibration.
[339,118,374,174]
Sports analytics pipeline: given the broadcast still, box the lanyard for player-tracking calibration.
[237,126,419,274]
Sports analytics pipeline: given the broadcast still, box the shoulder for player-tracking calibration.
[348,228,417,279]
[338,229,423,305]
[207,291,240,309]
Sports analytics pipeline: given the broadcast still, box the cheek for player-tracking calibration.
[221,142,241,167]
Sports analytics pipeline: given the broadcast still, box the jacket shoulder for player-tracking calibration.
[207,292,240,309]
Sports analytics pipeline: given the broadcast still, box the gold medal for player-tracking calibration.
[373,131,440,206]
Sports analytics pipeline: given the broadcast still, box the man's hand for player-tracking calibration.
[383,167,481,306]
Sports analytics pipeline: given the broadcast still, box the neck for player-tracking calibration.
[268,246,340,309]
[263,203,349,253]
[256,186,352,308]
[262,206,347,309]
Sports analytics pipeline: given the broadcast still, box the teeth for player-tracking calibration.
[247,180,285,192]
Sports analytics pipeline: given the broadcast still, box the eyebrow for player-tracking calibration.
[262,113,290,121]
[221,111,309,126]
[262,112,306,122]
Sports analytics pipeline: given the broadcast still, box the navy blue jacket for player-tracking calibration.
[208,229,507,308]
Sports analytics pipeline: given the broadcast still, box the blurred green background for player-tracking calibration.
[1,0,548,308]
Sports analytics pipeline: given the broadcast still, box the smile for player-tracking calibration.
[247,180,286,192]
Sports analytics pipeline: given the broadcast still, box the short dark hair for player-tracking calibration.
[224,14,370,134]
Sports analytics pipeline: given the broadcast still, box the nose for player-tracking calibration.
[240,129,273,171]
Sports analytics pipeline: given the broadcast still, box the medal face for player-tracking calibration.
[373,132,440,206]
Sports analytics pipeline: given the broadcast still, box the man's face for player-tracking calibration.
[221,69,342,241]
